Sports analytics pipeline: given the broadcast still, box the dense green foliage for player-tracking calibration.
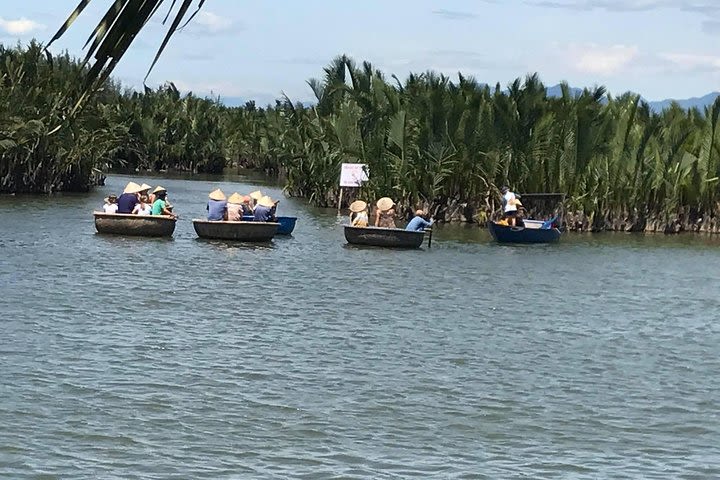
[0,42,225,193]
[4,44,720,230]
[227,56,720,230]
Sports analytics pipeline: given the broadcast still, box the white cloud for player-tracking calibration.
[570,44,639,75]
[0,16,46,35]
[193,11,233,34]
[659,52,720,71]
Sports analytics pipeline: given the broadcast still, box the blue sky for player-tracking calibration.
[1,0,719,104]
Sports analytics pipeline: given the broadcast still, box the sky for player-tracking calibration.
[1,0,719,104]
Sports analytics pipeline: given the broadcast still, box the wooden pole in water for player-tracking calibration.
[337,187,344,215]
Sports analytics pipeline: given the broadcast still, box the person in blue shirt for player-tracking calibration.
[206,189,227,221]
[405,209,433,231]
[254,195,278,222]
[116,181,142,213]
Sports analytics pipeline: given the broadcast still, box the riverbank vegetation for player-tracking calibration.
[3,43,720,232]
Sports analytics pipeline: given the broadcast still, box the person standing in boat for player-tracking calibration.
[132,193,153,215]
[501,186,519,227]
[103,194,119,213]
[349,200,369,227]
[254,196,278,222]
[374,197,396,228]
[405,209,433,231]
[151,186,176,217]
[226,192,244,221]
[207,189,227,221]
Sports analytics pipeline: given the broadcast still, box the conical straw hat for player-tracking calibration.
[123,181,142,194]
[376,197,394,211]
[228,192,243,204]
[257,195,275,208]
[249,190,263,200]
[139,183,152,192]
[152,185,167,194]
[349,200,367,213]
[208,188,226,201]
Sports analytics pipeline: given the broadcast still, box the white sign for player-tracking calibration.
[340,163,369,187]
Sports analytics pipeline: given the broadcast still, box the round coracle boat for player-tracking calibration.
[93,212,176,237]
[192,220,279,241]
[344,225,425,249]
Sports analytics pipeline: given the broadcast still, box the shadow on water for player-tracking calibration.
[341,244,430,252]
[192,237,276,251]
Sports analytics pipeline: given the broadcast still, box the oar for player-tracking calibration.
[426,227,433,248]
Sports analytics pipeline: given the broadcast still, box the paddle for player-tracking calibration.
[426,226,433,248]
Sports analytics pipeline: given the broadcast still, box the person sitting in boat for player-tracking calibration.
[349,200,369,227]
[405,209,433,231]
[151,187,176,217]
[207,189,227,221]
[500,186,519,227]
[249,190,263,210]
[226,192,244,221]
[138,182,152,199]
[514,201,525,228]
[254,195,278,222]
[102,194,118,214]
[117,182,142,213]
[374,197,396,228]
[241,195,254,215]
[132,193,153,216]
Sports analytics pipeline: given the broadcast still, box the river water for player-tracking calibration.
[2,174,720,479]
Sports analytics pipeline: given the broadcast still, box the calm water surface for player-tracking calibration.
[2,174,720,479]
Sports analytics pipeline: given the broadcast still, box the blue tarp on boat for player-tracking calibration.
[488,221,561,243]
[242,215,297,235]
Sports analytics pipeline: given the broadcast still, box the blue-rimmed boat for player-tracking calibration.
[193,219,279,241]
[344,225,425,248]
[242,215,297,235]
[488,220,561,244]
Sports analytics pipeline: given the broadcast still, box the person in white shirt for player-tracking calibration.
[501,186,518,227]
[132,194,153,215]
[102,194,118,214]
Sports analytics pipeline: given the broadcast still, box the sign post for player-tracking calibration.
[338,163,369,214]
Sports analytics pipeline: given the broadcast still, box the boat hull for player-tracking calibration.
[193,220,279,241]
[344,226,425,248]
[487,221,561,243]
[94,212,176,237]
[242,215,297,235]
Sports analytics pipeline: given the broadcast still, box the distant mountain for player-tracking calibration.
[217,86,719,113]
[218,95,280,108]
[546,84,584,98]
[545,83,719,112]
[645,92,719,112]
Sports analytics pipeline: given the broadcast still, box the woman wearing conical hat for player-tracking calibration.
[226,192,244,221]
[349,200,369,227]
[374,197,396,228]
[116,181,143,213]
[253,195,278,222]
[206,188,227,221]
[249,190,263,210]
[150,186,176,217]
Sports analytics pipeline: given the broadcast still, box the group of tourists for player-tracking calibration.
[102,182,176,218]
[348,197,433,231]
[206,189,279,222]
